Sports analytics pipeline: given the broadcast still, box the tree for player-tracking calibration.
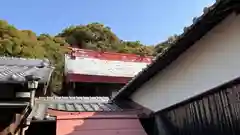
[0,19,176,93]
[154,35,178,55]
[58,23,154,56]
[0,20,69,93]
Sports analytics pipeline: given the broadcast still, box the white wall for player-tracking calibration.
[65,55,148,77]
[131,13,240,112]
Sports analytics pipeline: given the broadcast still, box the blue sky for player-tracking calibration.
[0,0,214,45]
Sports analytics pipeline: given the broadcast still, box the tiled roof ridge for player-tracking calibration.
[114,0,235,99]
[35,96,111,103]
[0,56,54,83]
[0,56,52,67]
[27,97,122,121]
[0,56,46,60]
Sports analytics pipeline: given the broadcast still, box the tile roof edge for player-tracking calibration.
[113,0,236,100]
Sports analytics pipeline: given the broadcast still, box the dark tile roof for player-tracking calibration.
[114,0,240,100]
[27,96,122,121]
[0,57,54,83]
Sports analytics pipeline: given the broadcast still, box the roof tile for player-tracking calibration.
[0,57,54,83]
[28,96,121,121]
[114,0,235,100]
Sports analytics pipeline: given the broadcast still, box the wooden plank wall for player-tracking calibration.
[159,84,240,135]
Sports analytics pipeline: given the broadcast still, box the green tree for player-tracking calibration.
[154,35,178,55]
[0,19,177,93]
[58,23,154,56]
[0,20,69,93]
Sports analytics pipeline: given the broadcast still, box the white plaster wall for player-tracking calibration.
[65,55,148,77]
[131,13,240,112]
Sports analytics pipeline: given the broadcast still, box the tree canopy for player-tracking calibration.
[0,20,174,92]
[0,20,69,92]
[58,23,155,56]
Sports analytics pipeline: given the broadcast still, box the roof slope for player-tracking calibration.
[27,96,121,121]
[0,57,54,83]
[114,0,240,100]
[56,115,147,135]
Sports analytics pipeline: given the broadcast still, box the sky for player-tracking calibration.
[0,0,215,45]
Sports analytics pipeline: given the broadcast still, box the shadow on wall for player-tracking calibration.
[56,112,95,135]
[64,113,148,135]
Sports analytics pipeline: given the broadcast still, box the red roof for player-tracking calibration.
[54,112,147,135]
[65,48,153,83]
[68,47,153,63]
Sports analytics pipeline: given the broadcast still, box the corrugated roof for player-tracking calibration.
[0,57,54,83]
[27,96,121,121]
[114,0,238,100]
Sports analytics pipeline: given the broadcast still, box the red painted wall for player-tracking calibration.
[48,110,147,135]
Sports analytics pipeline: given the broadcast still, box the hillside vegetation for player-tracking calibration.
[0,20,173,92]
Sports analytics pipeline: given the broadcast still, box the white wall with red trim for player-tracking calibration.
[65,48,152,83]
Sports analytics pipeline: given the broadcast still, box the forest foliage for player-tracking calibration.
[0,20,173,92]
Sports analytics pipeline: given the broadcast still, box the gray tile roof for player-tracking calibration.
[27,96,122,121]
[0,57,54,83]
[36,96,110,103]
